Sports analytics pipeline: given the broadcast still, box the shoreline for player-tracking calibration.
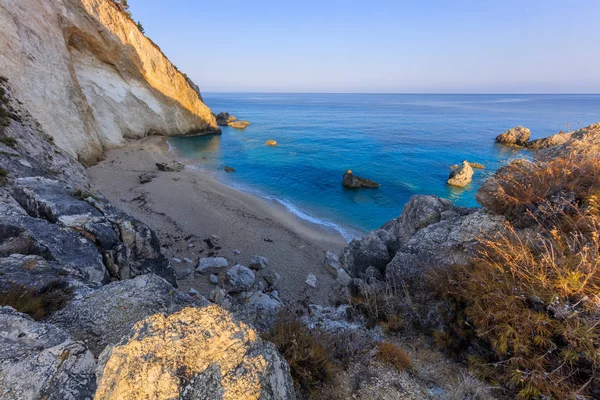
[87,136,347,304]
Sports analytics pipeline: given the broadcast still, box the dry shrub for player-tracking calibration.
[0,280,73,320]
[376,342,412,372]
[482,154,600,223]
[264,311,337,396]
[435,201,600,399]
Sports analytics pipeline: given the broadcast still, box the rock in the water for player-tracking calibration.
[197,257,228,274]
[451,162,485,169]
[342,170,379,189]
[265,139,277,146]
[224,165,235,173]
[496,126,531,146]
[229,120,251,129]
[305,273,317,288]
[447,160,474,188]
[94,306,295,400]
[0,307,97,400]
[249,255,269,270]
[216,112,236,126]
[226,264,256,292]
[49,274,199,356]
[155,161,185,172]
[138,172,157,183]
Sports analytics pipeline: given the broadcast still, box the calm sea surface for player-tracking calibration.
[169,93,600,240]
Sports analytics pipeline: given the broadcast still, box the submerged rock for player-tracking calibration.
[496,126,531,146]
[95,306,295,400]
[447,160,474,188]
[224,165,235,173]
[229,120,251,129]
[342,170,379,189]
[0,307,97,400]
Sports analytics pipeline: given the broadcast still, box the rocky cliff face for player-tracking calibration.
[0,0,219,165]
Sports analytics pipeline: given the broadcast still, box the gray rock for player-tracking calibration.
[263,269,282,288]
[340,230,390,277]
[209,287,228,303]
[189,287,200,296]
[216,112,236,126]
[94,306,295,399]
[249,255,269,270]
[233,291,282,331]
[226,264,255,292]
[49,274,200,356]
[177,268,194,281]
[138,172,157,183]
[209,274,219,284]
[447,160,474,188]
[305,273,317,288]
[155,161,185,172]
[0,307,97,400]
[496,126,531,146]
[365,266,384,282]
[197,257,228,274]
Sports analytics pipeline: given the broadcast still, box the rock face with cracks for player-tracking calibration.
[95,306,295,400]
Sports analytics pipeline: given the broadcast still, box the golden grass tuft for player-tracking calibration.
[376,342,412,372]
[0,281,73,320]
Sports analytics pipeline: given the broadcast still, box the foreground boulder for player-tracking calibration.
[496,126,531,146]
[95,306,294,399]
[447,160,474,187]
[342,170,379,189]
[49,274,199,356]
[0,307,97,400]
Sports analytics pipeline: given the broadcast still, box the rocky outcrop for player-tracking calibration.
[0,306,97,400]
[342,170,379,189]
[95,306,295,400]
[496,126,531,146]
[340,195,504,279]
[0,0,219,165]
[536,123,600,160]
[447,161,473,187]
[49,274,201,356]
[216,112,237,126]
[229,120,251,129]
[525,130,572,149]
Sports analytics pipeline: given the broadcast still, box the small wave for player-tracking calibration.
[229,182,357,242]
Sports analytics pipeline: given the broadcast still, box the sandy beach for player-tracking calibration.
[87,136,347,305]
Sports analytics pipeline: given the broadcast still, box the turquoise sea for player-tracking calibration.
[169,93,600,240]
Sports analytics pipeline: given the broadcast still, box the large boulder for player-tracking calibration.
[496,126,531,146]
[342,170,379,189]
[447,161,474,188]
[226,264,256,292]
[49,274,200,356]
[340,230,390,277]
[94,306,295,400]
[0,307,97,400]
[216,112,236,126]
[537,123,600,160]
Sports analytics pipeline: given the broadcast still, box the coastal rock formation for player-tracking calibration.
[451,162,485,169]
[229,120,251,129]
[216,112,237,126]
[49,274,201,356]
[266,139,278,146]
[447,160,474,187]
[537,123,600,160]
[0,306,97,400]
[0,0,219,165]
[496,126,531,146]
[525,130,572,149]
[95,306,295,400]
[342,170,380,189]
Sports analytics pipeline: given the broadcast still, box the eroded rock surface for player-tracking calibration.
[496,126,531,146]
[95,306,295,400]
[447,160,473,187]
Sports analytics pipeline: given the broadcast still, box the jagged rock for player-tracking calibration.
[365,266,384,282]
[0,214,109,284]
[496,126,531,146]
[226,264,255,292]
[305,273,318,288]
[232,291,283,331]
[249,255,269,270]
[266,139,277,146]
[224,166,235,173]
[537,123,600,160]
[447,161,474,188]
[324,250,352,286]
[209,287,228,303]
[342,170,379,189]
[138,172,157,183]
[216,112,236,126]
[189,287,200,297]
[0,307,97,400]
[197,257,228,274]
[526,131,572,149]
[156,161,185,172]
[263,269,282,288]
[49,274,201,356]
[340,230,390,277]
[229,120,251,129]
[94,306,295,399]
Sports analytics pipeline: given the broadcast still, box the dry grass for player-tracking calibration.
[434,200,600,399]
[0,281,73,320]
[481,154,600,224]
[376,342,412,372]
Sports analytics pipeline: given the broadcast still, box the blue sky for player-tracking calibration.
[129,0,600,93]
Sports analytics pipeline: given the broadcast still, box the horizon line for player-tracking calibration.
[201,91,600,95]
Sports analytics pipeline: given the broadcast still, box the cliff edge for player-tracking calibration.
[0,0,220,165]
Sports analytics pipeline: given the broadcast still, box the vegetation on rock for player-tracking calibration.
[0,281,73,320]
